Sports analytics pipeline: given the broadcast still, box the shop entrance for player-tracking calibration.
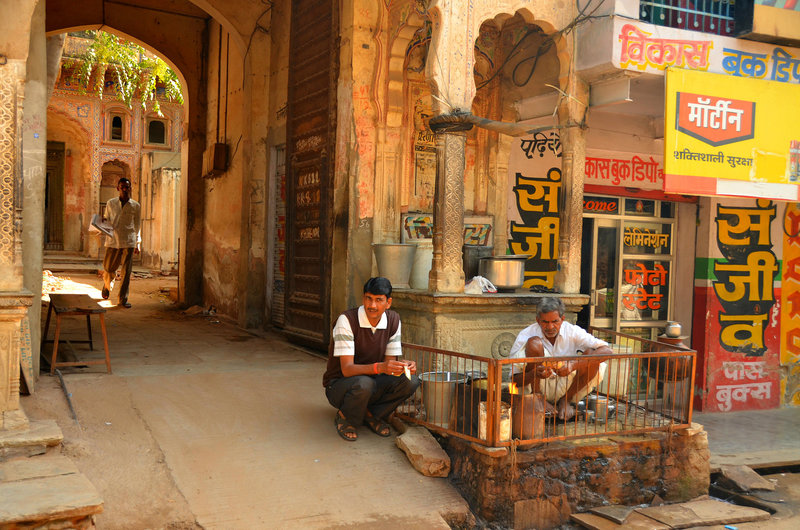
[579,195,676,341]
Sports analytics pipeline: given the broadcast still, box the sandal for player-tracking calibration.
[334,411,357,442]
[364,414,391,437]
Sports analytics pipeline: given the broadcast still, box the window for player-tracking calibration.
[110,114,124,141]
[147,119,167,145]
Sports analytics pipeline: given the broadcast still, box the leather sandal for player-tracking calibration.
[364,414,391,437]
[334,411,357,441]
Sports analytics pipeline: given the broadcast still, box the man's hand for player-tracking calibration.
[535,364,555,378]
[401,359,417,375]
[535,360,575,378]
[554,360,575,377]
[383,359,408,376]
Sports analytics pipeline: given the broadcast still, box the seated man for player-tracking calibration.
[322,277,419,441]
[510,297,612,420]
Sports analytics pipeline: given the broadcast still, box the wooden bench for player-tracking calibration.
[41,293,111,374]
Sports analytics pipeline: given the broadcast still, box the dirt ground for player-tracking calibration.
[26,275,206,529]
[21,272,469,529]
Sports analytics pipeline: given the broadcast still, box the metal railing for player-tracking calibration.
[398,328,695,447]
[639,0,736,36]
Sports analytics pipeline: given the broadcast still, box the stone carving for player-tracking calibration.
[442,133,465,275]
[429,132,466,293]
[426,1,567,113]
[491,331,517,359]
[0,68,17,267]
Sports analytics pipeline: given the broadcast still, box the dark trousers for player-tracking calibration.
[103,247,134,303]
[326,374,420,426]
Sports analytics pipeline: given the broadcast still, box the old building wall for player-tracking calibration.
[264,0,290,327]
[234,9,273,329]
[47,77,184,258]
[693,197,786,412]
[45,108,90,253]
[0,0,39,426]
[140,152,180,273]
[202,23,245,317]
[22,0,49,378]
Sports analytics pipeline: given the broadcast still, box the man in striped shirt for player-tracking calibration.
[323,277,419,441]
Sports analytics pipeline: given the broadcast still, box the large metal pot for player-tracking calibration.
[478,255,528,290]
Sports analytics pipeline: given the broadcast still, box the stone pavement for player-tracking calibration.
[694,407,800,472]
[23,274,470,529]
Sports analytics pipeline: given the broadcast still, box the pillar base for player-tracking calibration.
[1,408,29,431]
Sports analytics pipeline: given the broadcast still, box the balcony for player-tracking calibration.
[398,328,695,448]
[639,0,736,36]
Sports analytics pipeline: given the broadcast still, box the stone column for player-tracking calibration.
[0,62,34,431]
[22,0,47,380]
[554,76,589,295]
[428,131,466,293]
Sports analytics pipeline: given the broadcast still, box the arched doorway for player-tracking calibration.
[99,160,130,218]
[44,142,65,251]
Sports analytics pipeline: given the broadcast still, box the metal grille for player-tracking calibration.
[399,328,695,448]
[640,0,736,36]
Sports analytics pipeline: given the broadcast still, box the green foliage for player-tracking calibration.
[67,31,183,115]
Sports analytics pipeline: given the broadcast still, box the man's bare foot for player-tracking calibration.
[555,397,575,421]
[543,400,557,415]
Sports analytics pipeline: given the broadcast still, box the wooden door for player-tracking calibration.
[284,0,339,348]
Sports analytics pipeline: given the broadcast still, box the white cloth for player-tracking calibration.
[331,305,402,358]
[509,320,608,364]
[105,197,141,249]
[509,321,609,402]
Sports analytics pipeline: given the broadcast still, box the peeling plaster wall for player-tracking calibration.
[202,22,245,317]
[264,0,290,328]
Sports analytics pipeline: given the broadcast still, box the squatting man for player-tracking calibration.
[510,297,612,420]
[322,277,419,441]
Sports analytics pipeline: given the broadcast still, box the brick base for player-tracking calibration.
[444,424,710,528]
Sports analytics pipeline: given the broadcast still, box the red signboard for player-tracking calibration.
[676,92,755,147]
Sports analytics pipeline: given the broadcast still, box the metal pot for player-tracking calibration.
[665,321,682,338]
[478,255,528,290]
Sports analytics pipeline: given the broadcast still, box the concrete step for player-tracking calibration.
[0,419,63,460]
[43,263,103,274]
[0,455,103,527]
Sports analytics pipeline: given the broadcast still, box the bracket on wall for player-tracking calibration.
[202,143,228,178]
[589,77,632,108]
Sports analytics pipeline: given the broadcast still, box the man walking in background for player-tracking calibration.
[101,177,141,308]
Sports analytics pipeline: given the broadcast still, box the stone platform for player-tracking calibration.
[392,291,587,357]
[443,423,709,529]
[0,420,103,528]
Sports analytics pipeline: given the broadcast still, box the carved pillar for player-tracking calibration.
[0,63,33,431]
[373,126,400,243]
[428,131,466,293]
[554,75,589,295]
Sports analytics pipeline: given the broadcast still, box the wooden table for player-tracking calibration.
[42,294,111,374]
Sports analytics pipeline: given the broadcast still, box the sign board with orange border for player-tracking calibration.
[664,68,800,200]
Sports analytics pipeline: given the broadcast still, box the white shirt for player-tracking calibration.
[105,197,141,249]
[331,306,402,358]
[508,320,608,374]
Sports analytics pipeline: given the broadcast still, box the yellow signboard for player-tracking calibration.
[664,68,800,200]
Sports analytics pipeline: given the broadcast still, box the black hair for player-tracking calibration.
[118,177,132,186]
[363,277,392,297]
[537,296,565,318]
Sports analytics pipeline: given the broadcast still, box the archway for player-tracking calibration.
[45,0,211,308]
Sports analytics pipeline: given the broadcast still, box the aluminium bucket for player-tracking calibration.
[420,371,468,427]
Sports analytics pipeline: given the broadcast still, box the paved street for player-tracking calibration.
[24,274,469,529]
[22,272,800,529]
